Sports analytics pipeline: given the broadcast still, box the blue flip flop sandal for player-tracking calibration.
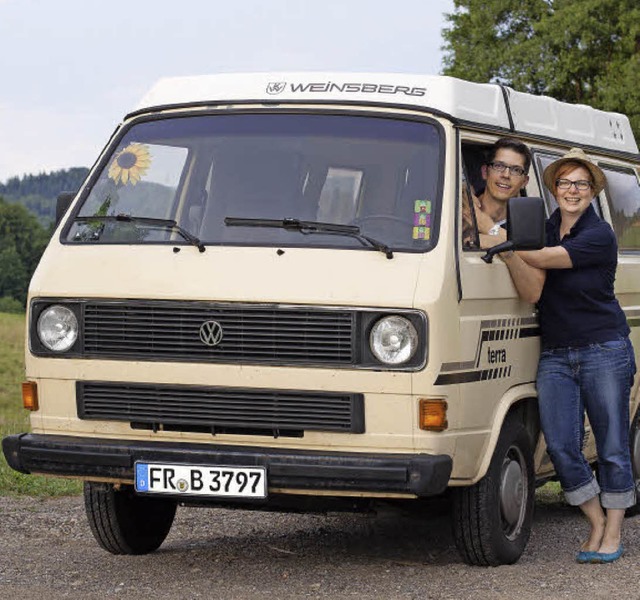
[576,550,599,563]
[590,545,624,563]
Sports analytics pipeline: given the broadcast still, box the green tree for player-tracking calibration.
[442,0,550,88]
[0,167,88,199]
[0,167,89,225]
[0,242,28,303]
[0,198,49,306]
[442,0,640,141]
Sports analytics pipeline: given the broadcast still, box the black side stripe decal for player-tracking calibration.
[436,310,638,386]
[436,319,539,386]
[519,327,541,338]
[435,365,513,385]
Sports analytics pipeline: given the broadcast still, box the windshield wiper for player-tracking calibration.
[74,214,206,252]
[224,217,393,259]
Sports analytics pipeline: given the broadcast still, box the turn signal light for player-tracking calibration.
[419,398,448,431]
[22,381,39,411]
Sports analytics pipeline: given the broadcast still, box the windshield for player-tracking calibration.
[66,113,443,252]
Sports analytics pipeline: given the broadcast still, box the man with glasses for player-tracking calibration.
[463,137,532,247]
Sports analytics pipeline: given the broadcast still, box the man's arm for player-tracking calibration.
[480,228,547,303]
[501,252,546,303]
[482,226,572,269]
[473,194,498,236]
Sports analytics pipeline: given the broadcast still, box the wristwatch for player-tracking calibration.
[488,223,502,236]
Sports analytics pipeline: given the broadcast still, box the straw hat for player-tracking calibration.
[542,148,606,196]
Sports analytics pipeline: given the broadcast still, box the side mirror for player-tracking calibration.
[56,191,76,226]
[481,197,545,264]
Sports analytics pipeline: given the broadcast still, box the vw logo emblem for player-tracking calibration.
[199,320,224,347]
[266,81,286,95]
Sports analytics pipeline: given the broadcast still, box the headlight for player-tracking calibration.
[37,305,79,352]
[369,316,418,365]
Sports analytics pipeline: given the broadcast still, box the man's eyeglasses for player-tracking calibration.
[556,178,592,191]
[487,161,527,177]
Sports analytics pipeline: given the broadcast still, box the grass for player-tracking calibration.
[0,312,81,497]
[535,481,564,504]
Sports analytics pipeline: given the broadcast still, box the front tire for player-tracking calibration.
[84,482,177,555]
[452,414,535,566]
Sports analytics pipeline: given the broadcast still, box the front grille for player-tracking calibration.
[82,301,355,365]
[77,382,364,434]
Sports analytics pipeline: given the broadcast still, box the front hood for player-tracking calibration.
[29,243,437,308]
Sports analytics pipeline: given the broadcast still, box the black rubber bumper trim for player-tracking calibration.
[2,433,452,498]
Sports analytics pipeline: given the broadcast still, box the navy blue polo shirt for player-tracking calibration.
[537,204,629,350]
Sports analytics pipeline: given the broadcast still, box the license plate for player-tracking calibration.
[135,462,267,498]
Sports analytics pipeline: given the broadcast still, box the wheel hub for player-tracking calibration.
[500,455,524,531]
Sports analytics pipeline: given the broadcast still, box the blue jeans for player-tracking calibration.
[536,336,637,509]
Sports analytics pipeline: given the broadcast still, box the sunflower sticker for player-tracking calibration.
[108,143,151,185]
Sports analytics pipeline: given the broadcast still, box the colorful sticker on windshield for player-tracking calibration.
[108,142,151,186]
[413,199,431,240]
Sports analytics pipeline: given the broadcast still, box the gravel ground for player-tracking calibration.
[0,493,638,600]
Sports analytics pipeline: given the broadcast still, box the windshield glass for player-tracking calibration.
[66,113,443,251]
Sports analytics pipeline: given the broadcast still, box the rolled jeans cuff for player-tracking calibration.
[600,489,637,510]
[564,477,600,506]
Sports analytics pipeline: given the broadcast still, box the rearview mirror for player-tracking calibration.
[56,191,77,226]
[481,197,545,264]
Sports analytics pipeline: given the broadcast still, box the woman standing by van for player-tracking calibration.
[481,148,636,564]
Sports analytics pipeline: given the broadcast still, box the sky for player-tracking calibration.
[0,0,455,183]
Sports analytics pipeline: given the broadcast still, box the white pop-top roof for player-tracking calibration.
[135,72,638,154]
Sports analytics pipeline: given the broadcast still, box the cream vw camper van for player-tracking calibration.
[4,73,640,566]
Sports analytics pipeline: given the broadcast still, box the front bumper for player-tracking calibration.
[3,433,452,498]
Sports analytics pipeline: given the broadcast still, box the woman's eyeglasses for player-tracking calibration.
[487,161,527,177]
[556,178,592,191]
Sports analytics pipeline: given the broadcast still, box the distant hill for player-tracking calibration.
[0,167,89,225]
